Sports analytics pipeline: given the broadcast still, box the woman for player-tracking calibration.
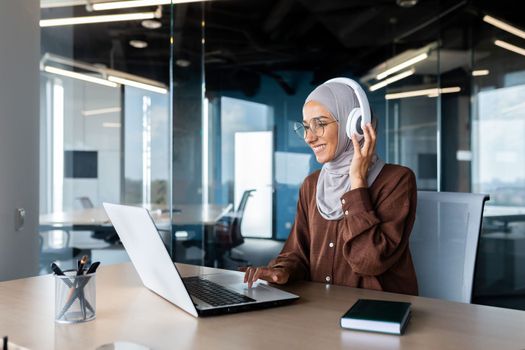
[242,79,418,295]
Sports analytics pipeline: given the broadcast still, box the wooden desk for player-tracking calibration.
[39,204,232,266]
[483,205,525,233]
[39,204,233,228]
[1,263,524,350]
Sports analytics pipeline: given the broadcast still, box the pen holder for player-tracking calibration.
[55,270,96,323]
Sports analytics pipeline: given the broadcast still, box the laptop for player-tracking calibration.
[103,203,299,317]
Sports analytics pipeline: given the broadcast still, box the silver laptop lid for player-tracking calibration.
[103,202,198,317]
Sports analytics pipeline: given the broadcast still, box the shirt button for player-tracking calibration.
[341,198,346,204]
[329,242,334,248]
[325,276,331,282]
[344,210,349,216]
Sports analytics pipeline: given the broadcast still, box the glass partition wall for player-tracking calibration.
[199,0,525,311]
[170,2,209,265]
[39,1,172,273]
[469,9,525,310]
[38,0,525,311]
[383,47,441,191]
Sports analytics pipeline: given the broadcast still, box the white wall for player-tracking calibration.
[0,0,40,280]
[234,131,273,238]
[62,79,121,210]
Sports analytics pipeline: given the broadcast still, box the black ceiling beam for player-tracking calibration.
[339,7,382,45]
[262,0,295,36]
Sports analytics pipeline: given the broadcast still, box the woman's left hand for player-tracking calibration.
[349,123,376,190]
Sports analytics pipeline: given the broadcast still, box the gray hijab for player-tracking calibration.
[305,81,385,221]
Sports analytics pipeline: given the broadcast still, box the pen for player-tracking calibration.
[64,255,88,305]
[77,255,88,275]
[77,261,100,302]
[78,260,100,319]
[50,262,65,276]
[86,261,100,274]
[76,256,88,319]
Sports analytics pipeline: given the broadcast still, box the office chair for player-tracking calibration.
[77,196,94,209]
[409,191,489,303]
[212,189,256,267]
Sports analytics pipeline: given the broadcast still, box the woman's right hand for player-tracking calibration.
[240,266,290,288]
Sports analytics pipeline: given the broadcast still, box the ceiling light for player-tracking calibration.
[494,39,525,57]
[43,66,118,88]
[82,107,122,116]
[40,0,86,8]
[129,40,148,49]
[175,231,189,238]
[42,53,168,94]
[472,69,490,77]
[141,19,162,29]
[92,0,207,11]
[102,122,122,128]
[483,15,525,40]
[369,69,415,92]
[396,0,418,8]
[376,53,428,80]
[385,86,461,100]
[175,59,191,68]
[40,11,156,27]
[439,87,461,94]
[93,0,170,10]
[108,75,168,94]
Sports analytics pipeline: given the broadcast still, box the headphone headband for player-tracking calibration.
[324,77,371,122]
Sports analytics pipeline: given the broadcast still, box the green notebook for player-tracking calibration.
[340,299,411,335]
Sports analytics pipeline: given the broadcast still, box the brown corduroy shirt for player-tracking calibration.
[269,164,418,295]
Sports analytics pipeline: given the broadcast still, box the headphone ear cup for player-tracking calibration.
[346,108,364,141]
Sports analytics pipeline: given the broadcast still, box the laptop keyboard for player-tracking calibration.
[183,276,255,307]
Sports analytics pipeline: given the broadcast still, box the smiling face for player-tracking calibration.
[302,100,339,163]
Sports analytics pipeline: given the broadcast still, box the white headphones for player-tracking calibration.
[324,77,371,141]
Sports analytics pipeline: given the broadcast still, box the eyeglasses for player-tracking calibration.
[293,118,338,139]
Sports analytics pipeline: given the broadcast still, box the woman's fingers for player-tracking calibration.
[351,133,361,157]
[242,267,289,288]
[362,124,371,154]
[242,266,249,283]
[252,267,277,287]
[272,269,290,284]
[350,123,377,184]
[243,266,262,288]
[359,123,376,157]
[251,267,268,288]
[247,267,260,288]
[368,123,376,142]
[248,268,260,288]
[242,266,255,284]
[369,124,377,154]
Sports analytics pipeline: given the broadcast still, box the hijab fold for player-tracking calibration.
[305,81,385,220]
